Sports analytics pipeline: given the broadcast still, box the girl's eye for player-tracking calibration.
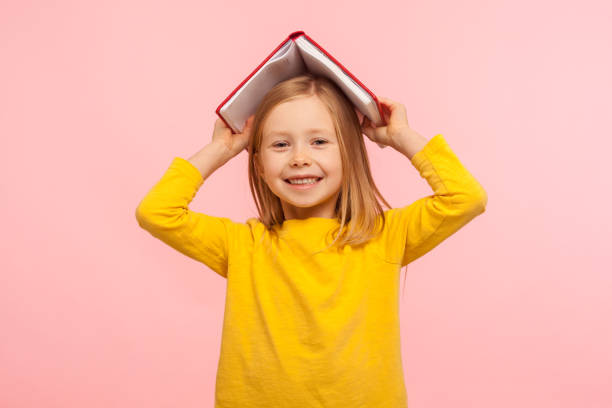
[273,140,327,148]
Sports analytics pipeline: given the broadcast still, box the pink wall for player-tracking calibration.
[2,0,610,407]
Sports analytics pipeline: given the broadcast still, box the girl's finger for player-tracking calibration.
[380,97,398,113]
[381,107,391,124]
[378,96,409,127]
[377,96,391,106]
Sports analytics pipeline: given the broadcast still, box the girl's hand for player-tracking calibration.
[211,115,255,158]
[360,97,413,151]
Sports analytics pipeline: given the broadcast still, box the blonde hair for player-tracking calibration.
[246,73,410,294]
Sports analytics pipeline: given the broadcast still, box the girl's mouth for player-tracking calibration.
[284,177,323,190]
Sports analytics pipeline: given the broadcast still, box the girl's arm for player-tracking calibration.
[186,139,233,180]
[135,119,253,278]
[382,133,487,266]
[362,97,486,267]
[134,156,233,278]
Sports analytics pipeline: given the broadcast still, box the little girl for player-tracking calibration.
[136,73,487,408]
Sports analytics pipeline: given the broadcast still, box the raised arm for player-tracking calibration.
[135,118,254,278]
[382,133,487,266]
[361,97,486,267]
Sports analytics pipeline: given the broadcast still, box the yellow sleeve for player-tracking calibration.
[382,134,488,267]
[134,157,235,278]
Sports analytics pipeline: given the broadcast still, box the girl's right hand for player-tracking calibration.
[211,115,255,158]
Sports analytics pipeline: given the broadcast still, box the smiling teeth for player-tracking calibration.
[288,178,319,185]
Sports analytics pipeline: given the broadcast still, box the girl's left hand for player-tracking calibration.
[360,96,413,150]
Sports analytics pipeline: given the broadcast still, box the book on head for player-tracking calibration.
[216,30,386,134]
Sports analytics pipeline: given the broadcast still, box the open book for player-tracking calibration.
[216,30,386,134]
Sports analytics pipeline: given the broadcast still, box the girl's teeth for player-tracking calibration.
[288,178,319,185]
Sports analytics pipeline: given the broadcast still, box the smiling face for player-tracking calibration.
[254,95,344,220]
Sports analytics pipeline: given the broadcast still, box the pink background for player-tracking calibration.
[2,0,610,407]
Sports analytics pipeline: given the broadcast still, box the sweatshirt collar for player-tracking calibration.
[276,216,340,233]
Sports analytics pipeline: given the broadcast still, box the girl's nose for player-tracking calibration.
[290,151,311,166]
[290,156,311,166]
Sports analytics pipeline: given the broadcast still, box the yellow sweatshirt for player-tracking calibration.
[135,134,487,407]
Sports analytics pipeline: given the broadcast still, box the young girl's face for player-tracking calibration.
[256,95,343,220]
